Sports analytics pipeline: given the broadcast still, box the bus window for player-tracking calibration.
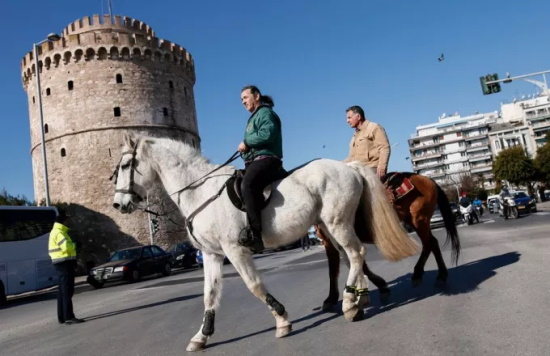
[0,206,58,304]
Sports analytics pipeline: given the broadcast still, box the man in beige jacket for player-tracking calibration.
[343,105,390,178]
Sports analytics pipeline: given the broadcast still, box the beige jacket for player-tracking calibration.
[344,120,390,171]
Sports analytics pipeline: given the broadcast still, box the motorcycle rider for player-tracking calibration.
[459,192,479,223]
[473,196,483,216]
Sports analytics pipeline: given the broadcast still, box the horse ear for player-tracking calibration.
[123,132,136,149]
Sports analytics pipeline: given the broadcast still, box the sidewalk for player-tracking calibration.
[537,200,550,212]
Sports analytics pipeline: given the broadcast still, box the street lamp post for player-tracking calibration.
[33,33,60,206]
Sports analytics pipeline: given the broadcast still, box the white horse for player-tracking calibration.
[112,133,418,352]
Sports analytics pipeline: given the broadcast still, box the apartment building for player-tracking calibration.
[409,112,498,189]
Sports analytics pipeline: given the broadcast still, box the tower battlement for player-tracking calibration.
[21,15,194,85]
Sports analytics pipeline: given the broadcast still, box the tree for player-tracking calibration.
[492,146,536,188]
[0,188,34,206]
[535,140,550,185]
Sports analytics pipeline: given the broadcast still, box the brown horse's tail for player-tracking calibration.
[348,162,419,261]
[435,183,461,265]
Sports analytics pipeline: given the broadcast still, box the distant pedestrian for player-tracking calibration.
[48,209,85,325]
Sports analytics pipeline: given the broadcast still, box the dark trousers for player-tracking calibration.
[54,260,76,323]
[242,157,282,233]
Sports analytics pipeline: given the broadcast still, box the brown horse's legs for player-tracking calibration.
[429,234,448,286]
[412,222,432,287]
[316,226,341,311]
[362,262,391,298]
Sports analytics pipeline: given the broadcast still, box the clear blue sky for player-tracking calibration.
[2,0,549,200]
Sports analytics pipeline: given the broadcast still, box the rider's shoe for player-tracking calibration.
[239,227,265,253]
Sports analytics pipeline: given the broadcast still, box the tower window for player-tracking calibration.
[163,108,168,116]
[46,88,51,96]
[114,107,121,117]
[116,74,123,84]
[32,96,35,104]
[184,87,187,99]
[68,81,74,90]
[169,81,174,89]
[44,124,49,134]
[60,148,66,157]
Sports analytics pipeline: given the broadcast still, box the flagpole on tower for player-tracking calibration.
[108,0,114,23]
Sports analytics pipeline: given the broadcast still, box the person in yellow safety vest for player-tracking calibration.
[48,209,85,325]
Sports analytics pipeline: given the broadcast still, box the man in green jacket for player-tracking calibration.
[48,210,85,325]
[237,85,283,252]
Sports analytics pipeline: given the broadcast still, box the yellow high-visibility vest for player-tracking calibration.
[48,223,77,264]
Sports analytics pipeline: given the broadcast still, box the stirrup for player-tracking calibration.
[238,227,265,252]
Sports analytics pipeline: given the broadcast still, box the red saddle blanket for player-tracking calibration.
[382,172,415,203]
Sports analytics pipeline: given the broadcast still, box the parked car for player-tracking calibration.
[168,242,198,269]
[430,207,446,229]
[87,245,172,288]
[512,191,537,214]
[487,194,500,213]
[195,250,230,268]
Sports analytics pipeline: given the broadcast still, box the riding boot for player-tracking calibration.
[238,226,265,253]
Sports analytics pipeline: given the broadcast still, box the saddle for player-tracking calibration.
[226,168,289,212]
[381,172,415,204]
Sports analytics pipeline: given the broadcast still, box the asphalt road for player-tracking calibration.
[1,212,549,356]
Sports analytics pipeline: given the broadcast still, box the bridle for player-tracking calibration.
[110,144,144,203]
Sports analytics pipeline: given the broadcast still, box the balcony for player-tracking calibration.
[526,112,550,122]
[411,151,442,162]
[466,143,490,152]
[470,164,492,173]
[468,152,492,162]
[409,140,441,150]
[444,156,469,164]
[464,134,488,142]
[414,160,444,170]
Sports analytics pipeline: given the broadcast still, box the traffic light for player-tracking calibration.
[151,218,159,235]
[480,73,501,95]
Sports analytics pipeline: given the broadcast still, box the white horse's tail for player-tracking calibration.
[348,162,419,262]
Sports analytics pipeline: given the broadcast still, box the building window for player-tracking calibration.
[114,107,121,117]
[163,107,168,116]
[68,81,74,90]
[60,148,66,157]
[457,132,462,137]
[169,81,174,89]
[116,74,123,84]
[32,96,35,104]
[46,88,51,96]
[495,140,500,149]
[463,162,469,167]
[44,124,48,134]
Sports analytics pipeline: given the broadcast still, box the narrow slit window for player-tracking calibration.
[169,80,174,89]
[46,88,51,96]
[68,81,74,90]
[32,96,35,104]
[114,107,121,117]
[60,148,66,157]
[44,124,49,134]
[116,74,123,84]
[163,107,168,116]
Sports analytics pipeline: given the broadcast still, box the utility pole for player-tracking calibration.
[480,70,550,96]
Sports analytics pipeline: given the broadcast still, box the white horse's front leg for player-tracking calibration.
[186,252,225,352]
[225,247,292,339]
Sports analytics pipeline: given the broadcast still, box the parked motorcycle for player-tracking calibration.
[460,204,479,225]
[498,196,519,219]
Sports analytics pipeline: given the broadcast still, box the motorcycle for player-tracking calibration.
[498,196,518,219]
[460,204,479,225]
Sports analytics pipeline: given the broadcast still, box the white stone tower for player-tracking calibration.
[21,14,198,263]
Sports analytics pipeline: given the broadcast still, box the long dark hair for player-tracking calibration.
[242,85,274,107]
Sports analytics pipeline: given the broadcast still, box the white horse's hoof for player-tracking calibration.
[186,341,206,352]
[276,324,292,338]
[344,306,364,322]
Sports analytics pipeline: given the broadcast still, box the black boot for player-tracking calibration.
[239,227,265,253]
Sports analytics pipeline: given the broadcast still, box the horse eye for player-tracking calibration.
[121,163,130,170]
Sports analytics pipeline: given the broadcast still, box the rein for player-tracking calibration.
[111,144,241,248]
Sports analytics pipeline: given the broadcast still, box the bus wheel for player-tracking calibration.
[0,281,6,306]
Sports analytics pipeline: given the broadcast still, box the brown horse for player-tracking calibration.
[317,172,461,311]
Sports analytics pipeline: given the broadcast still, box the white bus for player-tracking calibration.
[0,206,58,304]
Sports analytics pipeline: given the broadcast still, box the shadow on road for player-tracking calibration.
[83,294,202,321]
[366,251,521,317]
[207,309,340,349]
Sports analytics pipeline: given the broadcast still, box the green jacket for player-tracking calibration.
[48,222,77,264]
[242,105,283,162]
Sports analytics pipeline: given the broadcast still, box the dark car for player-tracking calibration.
[87,245,172,288]
[195,250,230,268]
[449,203,461,220]
[168,242,198,269]
[513,191,537,214]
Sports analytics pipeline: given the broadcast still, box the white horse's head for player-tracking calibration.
[112,133,157,214]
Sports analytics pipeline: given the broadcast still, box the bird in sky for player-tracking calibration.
[438,53,445,62]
